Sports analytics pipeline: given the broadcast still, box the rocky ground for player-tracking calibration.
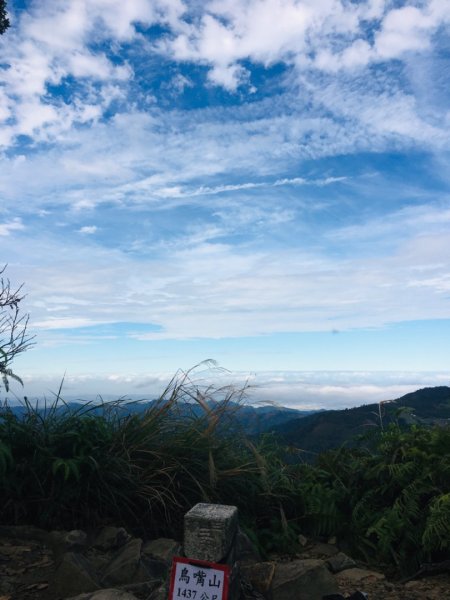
[337,571,450,600]
[0,530,54,600]
[305,546,450,600]
[0,525,448,600]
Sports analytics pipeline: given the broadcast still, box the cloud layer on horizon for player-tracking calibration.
[13,368,450,410]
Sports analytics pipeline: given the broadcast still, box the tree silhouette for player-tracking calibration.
[0,1,10,35]
[0,266,34,391]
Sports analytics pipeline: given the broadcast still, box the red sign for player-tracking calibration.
[169,556,230,600]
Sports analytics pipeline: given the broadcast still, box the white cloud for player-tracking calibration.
[78,225,98,234]
[68,51,124,80]
[374,1,450,62]
[0,89,12,122]
[208,63,249,91]
[0,218,25,236]
[247,371,450,409]
[0,0,447,169]
[170,73,194,93]
[315,39,372,72]
[328,202,450,244]
[0,0,175,147]
[164,0,450,89]
[14,101,59,137]
[375,6,430,59]
[14,368,450,409]
[33,317,98,330]
[0,91,444,221]
[1,0,447,151]
[153,175,348,199]
[3,194,448,344]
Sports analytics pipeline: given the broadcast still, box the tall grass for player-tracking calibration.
[0,363,289,541]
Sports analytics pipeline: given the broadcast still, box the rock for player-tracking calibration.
[141,538,181,564]
[48,529,88,556]
[308,542,339,558]
[128,554,167,586]
[85,548,113,572]
[138,555,168,580]
[328,536,337,545]
[121,580,162,597]
[404,580,423,589]
[101,538,143,586]
[151,584,168,600]
[0,543,32,556]
[66,589,139,600]
[48,530,68,556]
[272,559,339,600]
[0,525,50,544]
[48,551,100,598]
[335,567,385,583]
[93,527,131,552]
[66,530,89,551]
[240,561,276,595]
[0,578,14,594]
[327,552,357,573]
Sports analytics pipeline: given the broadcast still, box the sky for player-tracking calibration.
[1,0,450,409]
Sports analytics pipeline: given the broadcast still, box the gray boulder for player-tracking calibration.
[307,542,339,558]
[327,551,357,574]
[142,537,181,564]
[66,589,138,600]
[240,561,276,596]
[272,558,339,600]
[101,538,143,586]
[66,530,89,550]
[335,567,385,583]
[93,527,131,552]
[47,529,89,558]
[48,551,100,598]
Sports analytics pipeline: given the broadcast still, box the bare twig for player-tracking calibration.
[0,265,35,391]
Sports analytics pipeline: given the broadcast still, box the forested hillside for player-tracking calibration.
[270,386,450,454]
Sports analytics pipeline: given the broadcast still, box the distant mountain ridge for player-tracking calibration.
[3,386,449,449]
[0,398,316,436]
[269,385,450,454]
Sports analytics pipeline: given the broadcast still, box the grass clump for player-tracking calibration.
[0,363,288,543]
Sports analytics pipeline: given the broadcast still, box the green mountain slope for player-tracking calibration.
[269,385,450,454]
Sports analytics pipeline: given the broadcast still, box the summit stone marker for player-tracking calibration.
[183,503,238,563]
[182,503,239,599]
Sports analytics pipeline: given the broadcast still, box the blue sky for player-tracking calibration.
[1,0,450,408]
